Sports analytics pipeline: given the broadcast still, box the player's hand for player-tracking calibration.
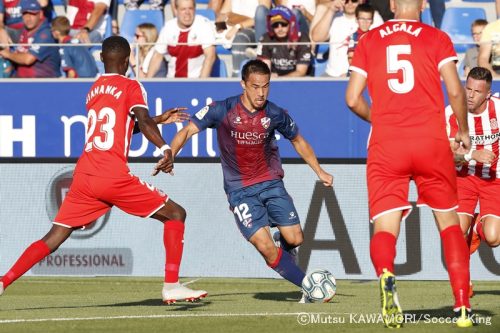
[318,169,334,187]
[472,149,496,164]
[152,149,174,176]
[156,107,190,125]
[455,130,471,152]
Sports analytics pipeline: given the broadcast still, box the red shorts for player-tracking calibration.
[54,172,168,228]
[367,138,458,221]
[456,175,500,219]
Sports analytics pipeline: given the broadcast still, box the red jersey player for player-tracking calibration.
[0,36,207,304]
[446,67,499,296]
[346,0,473,328]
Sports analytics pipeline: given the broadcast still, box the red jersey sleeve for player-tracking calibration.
[128,81,149,114]
[349,33,369,77]
[436,31,458,71]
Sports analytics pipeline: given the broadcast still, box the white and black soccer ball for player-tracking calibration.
[302,269,336,302]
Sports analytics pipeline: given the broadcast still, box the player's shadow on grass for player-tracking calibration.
[103,299,212,309]
[405,306,495,318]
[473,289,500,296]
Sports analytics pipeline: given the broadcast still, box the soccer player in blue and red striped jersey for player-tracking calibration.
[170,59,333,301]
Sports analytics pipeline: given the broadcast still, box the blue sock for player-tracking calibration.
[269,248,305,287]
[279,234,296,253]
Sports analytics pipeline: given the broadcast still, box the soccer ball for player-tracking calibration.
[302,269,336,302]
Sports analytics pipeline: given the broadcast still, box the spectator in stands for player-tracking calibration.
[310,0,382,77]
[0,0,60,77]
[463,19,488,77]
[147,0,215,78]
[125,0,166,12]
[130,22,167,78]
[257,5,312,77]
[478,19,500,78]
[68,0,110,43]
[51,16,98,78]
[276,0,320,36]
[215,0,271,77]
[347,3,374,67]
[172,0,223,16]
[0,0,52,45]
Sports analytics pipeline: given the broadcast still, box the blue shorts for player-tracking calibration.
[228,180,300,240]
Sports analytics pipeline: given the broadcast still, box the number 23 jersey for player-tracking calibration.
[75,74,148,177]
[350,20,458,145]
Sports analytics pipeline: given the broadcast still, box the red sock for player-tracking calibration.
[163,220,185,283]
[441,225,470,309]
[1,240,50,289]
[370,231,396,277]
[475,220,486,241]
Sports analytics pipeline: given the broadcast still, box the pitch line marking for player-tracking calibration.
[0,312,329,324]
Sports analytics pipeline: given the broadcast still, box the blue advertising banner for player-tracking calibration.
[1,80,499,158]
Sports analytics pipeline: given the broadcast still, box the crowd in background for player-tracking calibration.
[0,0,499,79]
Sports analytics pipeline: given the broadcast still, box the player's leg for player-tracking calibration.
[433,210,472,326]
[0,225,73,295]
[108,174,206,303]
[248,227,305,288]
[478,216,500,247]
[229,182,306,289]
[372,211,404,329]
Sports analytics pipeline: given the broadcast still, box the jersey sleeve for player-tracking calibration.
[349,33,368,77]
[190,102,225,130]
[274,108,299,140]
[30,29,54,61]
[436,31,458,70]
[297,36,312,65]
[445,105,458,139]
[128,81,149,114]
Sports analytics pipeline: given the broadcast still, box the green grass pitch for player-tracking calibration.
[0,277,498,332]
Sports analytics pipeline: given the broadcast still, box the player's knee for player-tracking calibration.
[257,243,279,264]
[170,205,187,222]
[485,234,500,247]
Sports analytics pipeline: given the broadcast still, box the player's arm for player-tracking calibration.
[133,107,189,134]
[440,61,470,151]
[170,121,201,157]
[345,71,371,122]
[452,143,496,165]
[310,0,341,42]
[290,133,333,187]
[478,41,498,78]
[133,107,173,175]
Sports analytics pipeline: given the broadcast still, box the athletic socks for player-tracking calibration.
[1,240,51,289]
[370,231,396,277]
[475,220,486,241]
[163,220,185,283]
[268,248,305,287]
[441,225,471,309]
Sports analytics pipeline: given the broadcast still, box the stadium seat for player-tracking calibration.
[211,57,228,77]
[421,8,433,26]
[120,10,164,43]
[440,7,487,53]
[315,44,329,61]
[196,8,216,21]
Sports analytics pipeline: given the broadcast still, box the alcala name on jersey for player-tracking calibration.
[86,85,123,104]
[380,23,422,38]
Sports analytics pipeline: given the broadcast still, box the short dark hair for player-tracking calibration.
[471,19,488,28]
[355,3,375,18]
[102,36,130,57]
[467,67,492,87]
[241,59,271,81]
